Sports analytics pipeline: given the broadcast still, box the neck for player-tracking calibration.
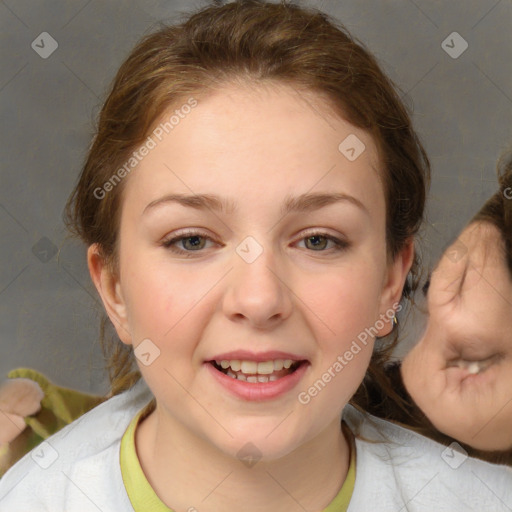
[135,406,351,512]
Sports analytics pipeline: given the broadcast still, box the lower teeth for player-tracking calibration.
[212,361,302,383]
[225,369,279,382]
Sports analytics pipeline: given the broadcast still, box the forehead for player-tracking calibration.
[122,83,384,216]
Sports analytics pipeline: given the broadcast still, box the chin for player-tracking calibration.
[208,423,305,464]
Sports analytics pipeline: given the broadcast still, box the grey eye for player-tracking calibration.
[304,235,329,250]
[181,236,206,250]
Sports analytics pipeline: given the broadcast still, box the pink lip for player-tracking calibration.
[205,360,309,401]
[207,350,307,363]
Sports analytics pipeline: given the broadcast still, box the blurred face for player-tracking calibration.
[96,83,409,460]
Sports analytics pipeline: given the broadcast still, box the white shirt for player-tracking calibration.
[0,378,511,511]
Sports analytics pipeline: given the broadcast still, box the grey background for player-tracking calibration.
[1,0,511,394]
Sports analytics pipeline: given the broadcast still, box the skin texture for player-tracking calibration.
[88,83,413,511]
[402,221,512,451]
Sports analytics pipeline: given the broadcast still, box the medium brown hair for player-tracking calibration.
[65,1,429,410]
[471,152,512,273]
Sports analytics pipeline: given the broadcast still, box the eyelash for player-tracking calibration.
[161,229,350,257]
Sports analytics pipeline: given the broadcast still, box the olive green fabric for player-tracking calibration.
[0,368,104,477]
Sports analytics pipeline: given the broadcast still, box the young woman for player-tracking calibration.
[0,1,510,510]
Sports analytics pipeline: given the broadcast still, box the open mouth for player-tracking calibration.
[208,359,307,383]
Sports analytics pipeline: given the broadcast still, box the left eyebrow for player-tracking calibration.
[281,192,369,217]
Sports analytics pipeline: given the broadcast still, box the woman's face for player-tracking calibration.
[93,83,411,460]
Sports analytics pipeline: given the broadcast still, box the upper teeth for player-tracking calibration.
[217,359,294,374]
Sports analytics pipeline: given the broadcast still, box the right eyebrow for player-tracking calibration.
[143,193,238,216]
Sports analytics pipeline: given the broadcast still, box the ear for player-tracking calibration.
[375,237,415,336]
[87,244,132,345]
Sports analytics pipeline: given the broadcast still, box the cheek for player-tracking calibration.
[121,256,219,343]
[294,258,383,388]
[298,259,384,333]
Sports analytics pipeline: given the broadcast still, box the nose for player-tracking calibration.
[222,244,293,329]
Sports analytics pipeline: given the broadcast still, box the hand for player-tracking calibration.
[401,221,512,451]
